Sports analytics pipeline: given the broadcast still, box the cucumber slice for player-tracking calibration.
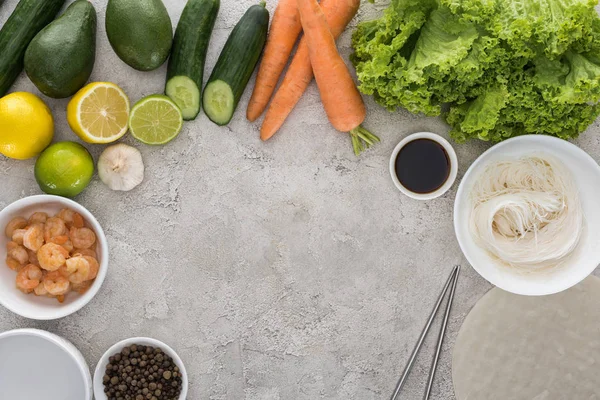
[166,76,201,120]
[203,80,235,126]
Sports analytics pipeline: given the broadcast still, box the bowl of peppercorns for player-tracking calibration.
[93,337,188,400]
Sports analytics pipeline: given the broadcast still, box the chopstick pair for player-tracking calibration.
[390,265,461,400]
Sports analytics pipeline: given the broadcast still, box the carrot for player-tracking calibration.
[260,1,372,149]
[246,0,303,122]
[294,0,379,155]
[261,0,358,142]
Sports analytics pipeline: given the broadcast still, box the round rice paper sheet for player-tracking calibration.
[453,276,600,400]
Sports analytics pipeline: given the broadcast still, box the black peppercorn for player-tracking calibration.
[103,344,183,400]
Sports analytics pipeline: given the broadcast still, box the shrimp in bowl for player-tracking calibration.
[3,206,103,304]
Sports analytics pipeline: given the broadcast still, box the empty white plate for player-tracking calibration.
[0,329,92,399]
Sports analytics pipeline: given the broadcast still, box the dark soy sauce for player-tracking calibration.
[394,139,451,194]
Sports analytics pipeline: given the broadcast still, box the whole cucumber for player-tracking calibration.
[0,0,67,96]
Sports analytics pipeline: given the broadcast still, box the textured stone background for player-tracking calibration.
[1,1,599,399]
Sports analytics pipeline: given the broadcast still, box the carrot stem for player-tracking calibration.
[350,126,380,156]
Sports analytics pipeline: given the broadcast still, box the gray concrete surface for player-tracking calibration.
[1,1,600,399]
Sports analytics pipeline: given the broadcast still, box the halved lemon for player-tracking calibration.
[67,82,130,144]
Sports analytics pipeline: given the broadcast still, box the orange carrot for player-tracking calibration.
[260,0,360,140]
[246,0,302,122]
[294,0,378,155]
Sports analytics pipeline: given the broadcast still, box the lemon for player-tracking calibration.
[0,92,54,160]
[67,82,130,144]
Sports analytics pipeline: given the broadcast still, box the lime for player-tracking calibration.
[129,95,183,145]
[0,92,54,160]
[35,142,94,198]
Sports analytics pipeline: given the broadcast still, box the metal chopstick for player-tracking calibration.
[390,265,461,400]
[424,265,460,400]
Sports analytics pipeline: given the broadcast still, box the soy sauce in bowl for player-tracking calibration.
[394,139,450,194]
[389,132,458,200]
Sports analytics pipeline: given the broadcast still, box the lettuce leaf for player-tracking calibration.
[351,0,600,143]
[535,51,600,103]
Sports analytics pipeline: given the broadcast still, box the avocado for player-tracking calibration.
[24,0,97,99]
[105,0,173,71]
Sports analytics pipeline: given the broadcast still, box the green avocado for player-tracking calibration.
[24,0,97,99]
[105,0,173,71]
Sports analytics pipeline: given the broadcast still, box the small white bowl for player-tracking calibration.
[454,135,600,296]
[94,337,189,400]
[0,195,109,320]
[389,132,458,200]
[0,328,92,399]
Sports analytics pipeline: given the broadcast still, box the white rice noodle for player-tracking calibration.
[469,155,584,271]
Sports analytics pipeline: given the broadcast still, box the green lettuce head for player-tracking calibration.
[351,0,600,142]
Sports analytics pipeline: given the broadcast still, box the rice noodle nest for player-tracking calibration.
[469,155,584,272]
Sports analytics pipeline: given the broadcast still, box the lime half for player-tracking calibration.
[129,95,183,145]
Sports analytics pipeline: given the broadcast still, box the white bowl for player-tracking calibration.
[0,328,92,399]
[93,337,189,400]
[454,135,600,296]
[389,132,458,200]
[0,195,109,319]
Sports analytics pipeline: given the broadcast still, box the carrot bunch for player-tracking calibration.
[247,0,379,156]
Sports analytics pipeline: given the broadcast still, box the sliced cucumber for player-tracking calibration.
[166,76,201,120]
[166,0,219,120]
[203,80,235,126]
[203,2,269,126]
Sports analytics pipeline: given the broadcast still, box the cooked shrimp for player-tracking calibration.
[28,212,48,225]
[5,217,27,238]
[6,257,23,271]
[27,249,40,267]
[57,208,73,222]
[7,241,29,265]
[48,235,68,245]
[28,222,45,232]
[69,227,96,249]
[57,209,84,228]
[72,248,96,258]
[44,217,67,242]
[72,213,84,229]
[65,256,90,284]
[37,243,69,271]
[83,256,99,280]
[72,280,92,294]
[34,281,49,297]
[43,271,70,296]
[23,225,44,251]
[62,240,74,253]
[16,264,43,293]
[58,265,70,279]
[11,229,27,245]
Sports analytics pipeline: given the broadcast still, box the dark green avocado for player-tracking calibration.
[24,0,97,99]
[105,0,173,71]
